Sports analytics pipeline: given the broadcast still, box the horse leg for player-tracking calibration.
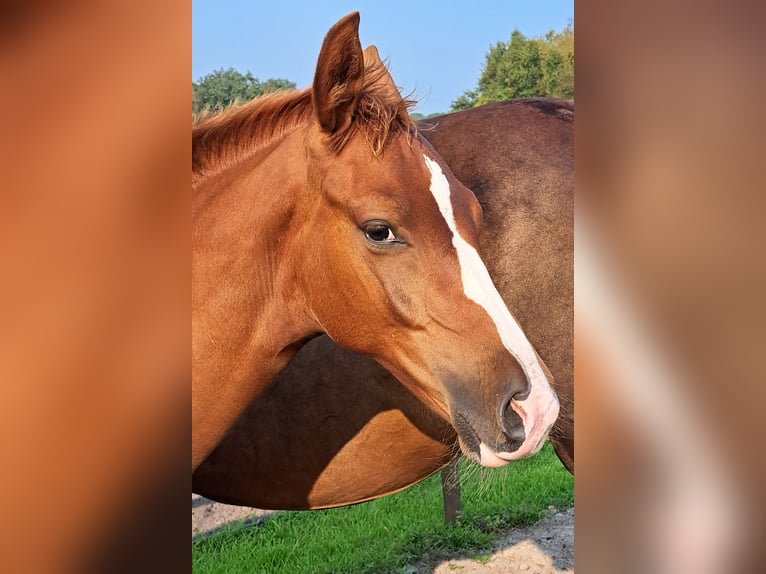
[440,459,462,524]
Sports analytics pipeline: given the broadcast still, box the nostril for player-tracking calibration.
[510,377,530,402]
[499,375,529,420]
[499,390,526,447]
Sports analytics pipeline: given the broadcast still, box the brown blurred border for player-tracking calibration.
[577,1,765,572]
[0,1,190,572]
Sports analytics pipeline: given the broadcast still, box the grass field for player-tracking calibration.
[192,442,573,574]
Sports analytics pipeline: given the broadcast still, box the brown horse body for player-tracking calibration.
[193,14,558,473]
[193,98,574,509]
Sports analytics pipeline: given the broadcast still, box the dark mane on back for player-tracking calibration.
[192,61,416,184]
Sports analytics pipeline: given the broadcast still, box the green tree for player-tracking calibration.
[543,25,574,99]
[450,90,478,111]
[409,111,446,120]
[192,68,295,116]
[451,24,573,111]
[541,49,564,95]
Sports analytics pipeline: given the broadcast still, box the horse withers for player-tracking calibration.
[192,13,559,471]
[193,98,573,509]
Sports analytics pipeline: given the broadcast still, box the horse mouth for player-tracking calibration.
[452,413,516,468]
[452,413,481,461]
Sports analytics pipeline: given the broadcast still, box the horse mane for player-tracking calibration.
[192,61,417,183]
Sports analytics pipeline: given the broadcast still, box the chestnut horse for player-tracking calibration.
[193,97,574,509]
[192,13,559,472]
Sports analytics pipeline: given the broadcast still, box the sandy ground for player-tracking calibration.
[413,507,573,573]
[192,495,573,573]
[192,494,274,538]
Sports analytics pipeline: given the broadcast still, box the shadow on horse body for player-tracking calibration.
[193,97,574,509]
[192,14,558,473]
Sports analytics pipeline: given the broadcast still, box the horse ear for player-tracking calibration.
[362,46,399,97]
[363,45,407,116]
[312,12,364,136]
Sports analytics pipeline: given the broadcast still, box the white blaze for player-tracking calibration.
[423,154,559,461]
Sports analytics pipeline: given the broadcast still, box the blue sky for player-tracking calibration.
[192,1,573,115]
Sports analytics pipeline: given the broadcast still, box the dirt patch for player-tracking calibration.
[192,495,274,538]
[192,496,573,573]
[413,507,574,573]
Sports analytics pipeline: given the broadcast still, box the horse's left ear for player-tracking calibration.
[362,46,399,98]
[363,45,407,115]
[312,12,364,137]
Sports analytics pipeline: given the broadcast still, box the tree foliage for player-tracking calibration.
[409,112,444,121]
[451,24,573,111]
[192,68,295,116]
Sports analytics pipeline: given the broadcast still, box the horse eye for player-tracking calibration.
[363,222,396,243]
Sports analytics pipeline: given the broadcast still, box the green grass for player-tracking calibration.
[192,442,573,574]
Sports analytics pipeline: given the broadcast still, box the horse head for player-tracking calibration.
[293,13,559,466]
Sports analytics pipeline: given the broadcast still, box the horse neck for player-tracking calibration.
[192,128,320,468]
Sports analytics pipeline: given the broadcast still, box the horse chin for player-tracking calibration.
[478,443,513,468]
[452,415,509,468]
[455,433,511,468]
[452,409,551,468]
